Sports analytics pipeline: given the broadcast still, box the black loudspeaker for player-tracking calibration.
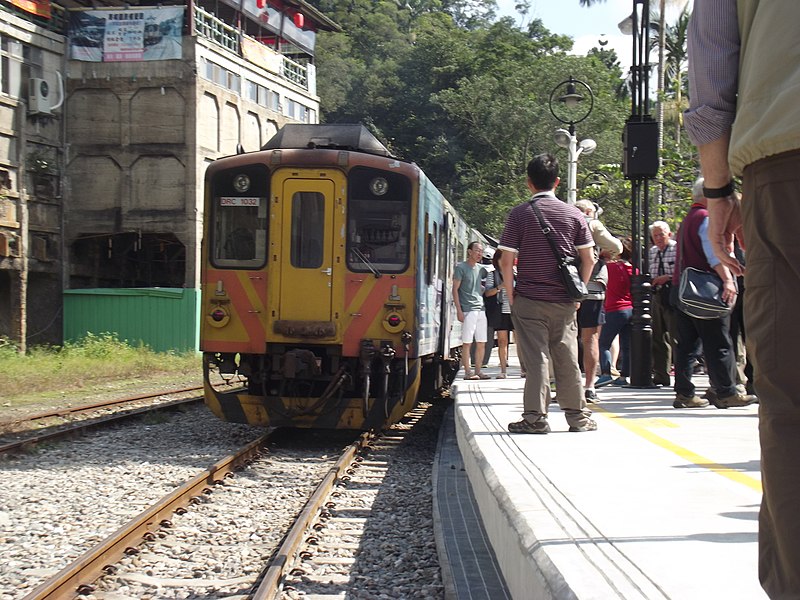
[622,118,659,179]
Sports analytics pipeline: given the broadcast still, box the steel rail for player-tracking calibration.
[251,431,373,599]
[22,433,271,600]
[0,397,203,454]
[0,386,205,427]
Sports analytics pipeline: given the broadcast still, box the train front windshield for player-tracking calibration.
[346,167,411,274]
[214,198,266,263]
[209,165,269,269]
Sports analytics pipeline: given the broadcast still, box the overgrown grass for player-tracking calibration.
[0,333,201,399]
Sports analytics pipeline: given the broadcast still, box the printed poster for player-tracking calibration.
[69,7,185,62]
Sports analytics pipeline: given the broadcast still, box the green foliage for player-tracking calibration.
[0,334,199,398]
[310,0,697,239]
[0,335,19,358]
[62,332,135,359]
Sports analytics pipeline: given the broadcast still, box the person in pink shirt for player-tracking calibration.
[596,238,633,387]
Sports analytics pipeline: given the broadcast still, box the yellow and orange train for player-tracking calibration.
[200,124,483,429]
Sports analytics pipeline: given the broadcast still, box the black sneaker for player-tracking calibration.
[569,419,597,432]
[585,389,599,403]
[508,418,551,434]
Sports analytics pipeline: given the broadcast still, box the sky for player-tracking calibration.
[496,0,692,73]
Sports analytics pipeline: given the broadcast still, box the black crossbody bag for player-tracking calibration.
[529,198,588,300]
[674,223,734,319]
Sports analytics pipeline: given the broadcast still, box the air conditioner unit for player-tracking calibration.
[28,78,52,115]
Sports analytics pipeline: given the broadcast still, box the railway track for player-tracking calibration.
[19,429,367,600]
[0,385,243,455]
[3,399,447,599]
[272,401,445,599]
[0,386,206,431]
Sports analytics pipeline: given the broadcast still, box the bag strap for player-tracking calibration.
[529,198,565,265]
[677,220,686,275]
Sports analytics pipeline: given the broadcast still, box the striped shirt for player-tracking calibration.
[498,193,593,303]
[648,240,677,281]
[683,0,738,146]
[484,269,511,314]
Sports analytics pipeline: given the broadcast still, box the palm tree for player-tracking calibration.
[580,0,687,206]
[663,5,689,145]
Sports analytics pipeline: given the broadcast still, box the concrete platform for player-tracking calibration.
[435,344,765,600]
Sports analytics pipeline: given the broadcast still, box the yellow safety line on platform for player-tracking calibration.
[593,405,762,494]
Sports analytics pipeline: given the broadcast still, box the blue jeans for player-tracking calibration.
[599,308,632,377]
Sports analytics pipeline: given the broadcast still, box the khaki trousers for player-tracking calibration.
[742,149,800,599]
[510,296,590,427]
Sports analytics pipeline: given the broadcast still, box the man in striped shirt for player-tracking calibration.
[647,221,677,387]
[498,154,596,434]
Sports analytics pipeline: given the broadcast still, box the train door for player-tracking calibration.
[274,171,340,330]
[438,212,456,357]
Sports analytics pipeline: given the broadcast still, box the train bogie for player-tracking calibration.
[200,124,472,429]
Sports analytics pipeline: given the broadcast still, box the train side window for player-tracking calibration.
[430,221,438,283]
[438,223,447,278]
[424,213,433,286]
[290,191,324,269]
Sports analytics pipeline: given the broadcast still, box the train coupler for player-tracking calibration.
[281,349,321,379]
[380,343,397,419]
[360,340,377,417]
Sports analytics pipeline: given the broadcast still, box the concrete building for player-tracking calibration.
[0,0,338,349]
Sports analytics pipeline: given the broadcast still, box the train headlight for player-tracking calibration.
[232,173,251,193]
[383,311,405,334]
[369,177,388,196]
[206,306,230,328]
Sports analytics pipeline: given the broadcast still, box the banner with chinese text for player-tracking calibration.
[69,7,184,62]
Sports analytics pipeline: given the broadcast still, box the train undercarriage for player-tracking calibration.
[203,346,459,430]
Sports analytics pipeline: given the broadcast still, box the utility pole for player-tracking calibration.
[621,0,659,388]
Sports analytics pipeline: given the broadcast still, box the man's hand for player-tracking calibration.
[713,264,739,306]
[721,277,738,306]
[698,136,744,276]
[707,196,745,276]
[652,274,671,287]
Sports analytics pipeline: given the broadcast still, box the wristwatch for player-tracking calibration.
[702,181,735,198]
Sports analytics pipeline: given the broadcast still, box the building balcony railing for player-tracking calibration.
[193,5,239,54]
[280,55,307,89]
[193,5,308,91]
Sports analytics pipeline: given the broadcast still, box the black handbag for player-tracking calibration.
[678,267,732,319]
[675,224,733,320]
[529,198,588,300]
[585,260,608,300]
[484,271,503,327]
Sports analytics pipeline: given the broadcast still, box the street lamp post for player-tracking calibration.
[620,0,659,388]
[549,77,596,204]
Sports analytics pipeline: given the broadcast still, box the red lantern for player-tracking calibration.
[293,11,304,28]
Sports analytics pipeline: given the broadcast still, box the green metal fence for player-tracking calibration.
[63,288,200,353]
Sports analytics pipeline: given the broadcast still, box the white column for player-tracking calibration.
[567,132,578,204]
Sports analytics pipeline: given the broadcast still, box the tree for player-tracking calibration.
[663,5,689,145]
[311,1,632,234]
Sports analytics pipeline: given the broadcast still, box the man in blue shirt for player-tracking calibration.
[671,179,756,410]
[453,241,489,380]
